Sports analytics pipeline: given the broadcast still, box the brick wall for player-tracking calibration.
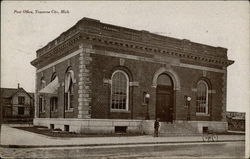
[173,67,224,121]
[89,47,225,121]
[36,54,80,119]
[89,52,163,120]
[35,43,226,122]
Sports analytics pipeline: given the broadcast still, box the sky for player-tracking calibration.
[1,1,249,113]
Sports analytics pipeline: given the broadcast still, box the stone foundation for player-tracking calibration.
[34,118,143,134]
[188,121,228,133]
[34,118,228,135]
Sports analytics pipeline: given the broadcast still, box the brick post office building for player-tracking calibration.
[31,18,234,134]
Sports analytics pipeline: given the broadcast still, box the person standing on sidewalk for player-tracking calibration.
[154,118,160,137]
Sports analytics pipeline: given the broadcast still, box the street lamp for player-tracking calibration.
[145,93,150,120]
[185,96,192,121]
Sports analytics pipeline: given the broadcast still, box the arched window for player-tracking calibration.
[65,69,75,110]
[157,73,173,87]
[51,73,57,81]
[39,77,46,113]
[111,70,129,111]
[196,80,209,114]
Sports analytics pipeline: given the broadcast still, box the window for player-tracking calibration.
[50,73,58,112]
[3,98,11,105]
[111,70,129,110]
[18,96,25,105]
[39,96,45,112]
[50,97,58,112]
[18,107,25,115]
[65,69,74,110]
[4,107,12,117]
[196,80,209,114]
[51,72,57,81]
[115,126,127,133]
[157,74,172,86]
[64,125,69,132]
[50,124,54,130]
[39,77,46,113]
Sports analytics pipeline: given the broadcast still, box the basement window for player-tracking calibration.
[115,126,127,133]
[50,124,54,130]
[203,126,208,133]
[64,125,69,132]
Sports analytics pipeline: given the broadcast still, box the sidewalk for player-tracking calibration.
[0,125,245,148]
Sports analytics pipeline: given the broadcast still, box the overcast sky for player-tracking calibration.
[1,1,249,112]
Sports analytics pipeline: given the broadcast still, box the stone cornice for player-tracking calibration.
[31,32,82,67]
[81,32,234,67]
[31,17,234,68]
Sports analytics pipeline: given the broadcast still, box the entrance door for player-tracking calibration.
[156,74,174,122]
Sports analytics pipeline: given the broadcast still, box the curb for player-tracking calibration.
[0,140,245,148]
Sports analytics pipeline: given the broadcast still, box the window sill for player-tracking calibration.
[110,109,131,113]
[196,113,210,116]
[65,109,74,112]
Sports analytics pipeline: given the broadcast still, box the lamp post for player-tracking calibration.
[145,93,150,120]
[185,96,192,121]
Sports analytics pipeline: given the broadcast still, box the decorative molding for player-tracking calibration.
[120,58,125,66]
[111,49,175,63]
[36,48,83,73]
[129,81,139,87]
[191,88,197,92]
[196,113,210,117]
[82,33,234,67]
[32,18,234,69]
[203,70,207,77]
[180,63,225,73]
[90,49,225,73]
[33,34,233,69]
[104,79,140,86]
[31,33,81,67]
[36,31,80,57]
[103,79,111,84]
[192,88,216,94]
[164,63,171,69]
[152,67,181,90]
[208,90,216,94]
[192,88,216,93]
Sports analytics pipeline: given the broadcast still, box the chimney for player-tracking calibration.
[18,83,20,89]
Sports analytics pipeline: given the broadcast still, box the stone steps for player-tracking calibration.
[159,122,200,137]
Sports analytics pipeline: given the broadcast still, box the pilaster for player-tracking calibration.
[221,68,227,122]
[78,44,92,119]
[34,69,38,118]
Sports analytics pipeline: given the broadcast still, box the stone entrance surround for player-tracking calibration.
[34,118,228,134]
